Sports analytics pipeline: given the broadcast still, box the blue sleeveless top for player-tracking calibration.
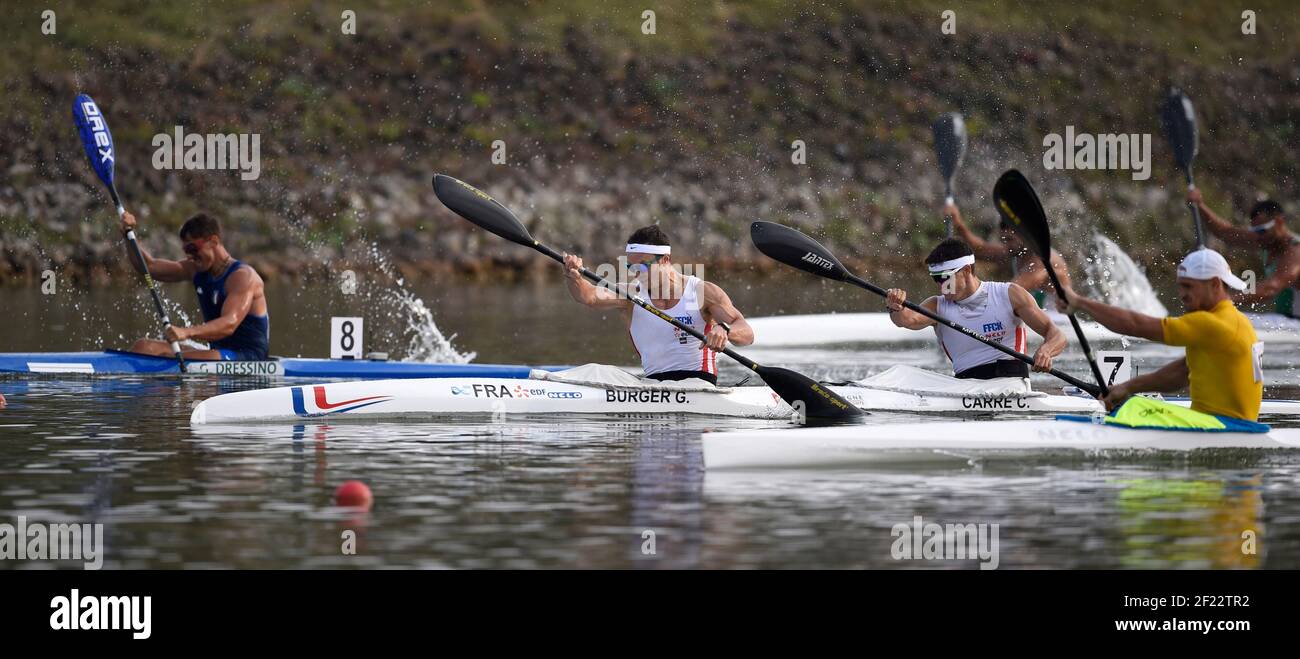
[193,259,270,358]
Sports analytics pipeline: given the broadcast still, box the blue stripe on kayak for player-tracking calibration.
[0,351,567,379]
[291,387,307,416]
[1055,414,1271,433]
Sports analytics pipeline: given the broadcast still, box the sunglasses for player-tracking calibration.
[931,270,958,284]
[1249,219,1276,234]
[182,237,211,256]
[626,255,665,273]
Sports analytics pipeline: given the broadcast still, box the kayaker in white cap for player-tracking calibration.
[561,225,754,386]
[1061,248,1262,421]
[885,237,1067,379]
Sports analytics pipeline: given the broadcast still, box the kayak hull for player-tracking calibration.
[186,372,1300,423]
[0,351,560,380]
[190,377,796,423]
[703,419,1300,469]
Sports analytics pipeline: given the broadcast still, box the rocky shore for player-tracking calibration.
[2,2,1295,285]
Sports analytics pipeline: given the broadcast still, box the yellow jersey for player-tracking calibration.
[1161,300,1263,421]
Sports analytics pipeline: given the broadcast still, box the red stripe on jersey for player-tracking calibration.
[701,322,717,374]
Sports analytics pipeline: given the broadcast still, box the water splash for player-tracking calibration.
[381,285,475,364]
[347,241,474,364]
[1084,232,1168,317]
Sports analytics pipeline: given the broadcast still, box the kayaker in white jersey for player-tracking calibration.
[561,225,754,385]
[884,238,1067,379]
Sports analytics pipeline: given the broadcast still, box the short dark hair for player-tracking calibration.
[925,238,974,265]
[1249,200,1284,220]
[626,225,670,247]
[179,214,221,240]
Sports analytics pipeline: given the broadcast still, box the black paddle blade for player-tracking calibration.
[755,365,864,421]
[992,169,1051,256]
[750,221,850,282]
[1160,88,1198,173]
[932,112,967,182]
[432,174,535,248]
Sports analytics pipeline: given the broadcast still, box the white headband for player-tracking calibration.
[927,254,975,274]
[626,243,671,255]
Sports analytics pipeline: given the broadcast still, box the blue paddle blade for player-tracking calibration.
[72,94,117,189]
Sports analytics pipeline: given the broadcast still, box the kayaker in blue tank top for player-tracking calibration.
[120,211,270,360]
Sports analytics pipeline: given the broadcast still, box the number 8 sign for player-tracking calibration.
[331,317,364,359]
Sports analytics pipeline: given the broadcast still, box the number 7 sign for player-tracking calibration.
[1095,351,1132,387]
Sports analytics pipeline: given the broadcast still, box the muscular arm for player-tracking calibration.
[888,296,940,330]
[123,241,195,283]
[700,282,754,347]
[948,204,1010,261]
[1121,358,1189,395]
[1069,294,1165,342]
[182,268,261,341]
[1009,284,1065,357]
[562,256,629,310]
[1010,249,1071,294]
[1196,199,1258,247]
[1235,248,1300,305]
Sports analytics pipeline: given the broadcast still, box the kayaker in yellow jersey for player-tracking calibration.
[946,201,1074,311]
[1189,191,1300,319]
[1060,248,1263,421]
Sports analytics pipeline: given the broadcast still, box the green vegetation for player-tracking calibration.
[1,1,1295,282]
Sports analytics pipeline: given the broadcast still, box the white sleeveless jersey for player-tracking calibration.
[628,275,717,376]
[933,281,1026,375]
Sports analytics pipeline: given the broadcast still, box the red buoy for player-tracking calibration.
[334,480,373,510]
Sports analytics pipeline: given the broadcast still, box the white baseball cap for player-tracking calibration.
[1177,248,1247,291]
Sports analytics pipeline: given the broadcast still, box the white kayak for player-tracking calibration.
[747,311,1300,346]
[189,362,1093,423]
[702,419,1300,470]
[188,363,1300,424]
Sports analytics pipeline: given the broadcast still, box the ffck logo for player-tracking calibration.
[801,252,834,270]
[79,101,114,166]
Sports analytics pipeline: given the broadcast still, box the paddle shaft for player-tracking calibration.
[110,186,187,372]
[845,273,1101,396]
[943,183,954,237]
[1039,265,1108,397]
[1184,176,1206,248]
[531,242,761,372]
